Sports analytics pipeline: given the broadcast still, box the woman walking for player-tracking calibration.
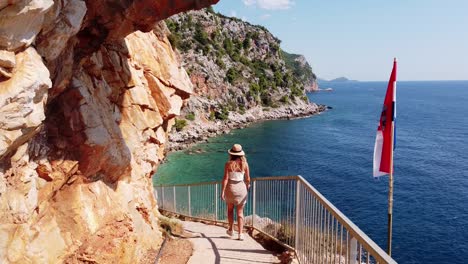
[221,144,251,240]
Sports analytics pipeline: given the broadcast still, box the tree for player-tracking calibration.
[194,23,209,45]
[243,37,251,50]
[274,71,283,87]
[174,119,187,131]
[259,75,268,90]
[186,112,195,121]
[249,83,260,95]
[206,6,215,14]
[226,68,240,83]
[223,38,234,55]
[167,33,181,49]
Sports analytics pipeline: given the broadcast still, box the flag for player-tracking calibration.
[373,58,397,177]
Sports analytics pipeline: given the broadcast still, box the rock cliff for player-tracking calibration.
[164,9,322,150]
[0,0,218,263]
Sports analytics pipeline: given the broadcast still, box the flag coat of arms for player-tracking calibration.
[373,59,397,177]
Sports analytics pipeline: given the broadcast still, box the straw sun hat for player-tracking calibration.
[228,144,245,156]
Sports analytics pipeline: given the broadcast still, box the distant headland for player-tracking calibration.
[318,77,359,83]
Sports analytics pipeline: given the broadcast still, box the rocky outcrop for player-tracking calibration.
[281,51,318,92]
[0,0,218,263]
[169,102,327,151]
[165,9,322,150]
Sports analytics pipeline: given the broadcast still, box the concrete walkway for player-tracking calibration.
[183,221,279,264]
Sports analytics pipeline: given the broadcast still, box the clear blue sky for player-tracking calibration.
[212,0,468,81]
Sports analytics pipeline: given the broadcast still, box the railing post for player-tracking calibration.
[173,186,176,212]
[215,183,218,222]
[349,237,358,264]
[188,185,191,217]
[252,181,256,228]
[161,186,165,209]
[295,178,301,248]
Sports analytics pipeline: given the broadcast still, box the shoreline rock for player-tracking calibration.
[167,102,328,152]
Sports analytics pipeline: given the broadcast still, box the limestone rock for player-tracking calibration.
[0,47,51,159]
[36,0,87,61]
[0,50,15,68]
[0,0,220,263]
[0,0,54,51]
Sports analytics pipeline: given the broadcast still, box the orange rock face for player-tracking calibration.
[0,0,218,263]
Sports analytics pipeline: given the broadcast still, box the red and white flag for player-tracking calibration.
[373,58,397,177]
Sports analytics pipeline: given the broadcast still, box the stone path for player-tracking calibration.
[183,221,279,264]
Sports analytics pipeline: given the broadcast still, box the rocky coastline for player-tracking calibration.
[0,0,221,262]
[168,101,328,152]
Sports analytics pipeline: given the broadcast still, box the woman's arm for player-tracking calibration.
[244,163,251,190]
[221,162,229,200]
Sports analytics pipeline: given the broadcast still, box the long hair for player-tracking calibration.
[228,155,247,172]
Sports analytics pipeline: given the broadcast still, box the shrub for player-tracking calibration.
[258,75,269,90]
[206,6,215,14]
[179,40,192,52]
[233,38,243,52]
[243,37,251,50]
[274,70,283,87]
[239,56,251,66]
[250,59,269,77]
[186,15,193,27]
[230,52,240,62]
[209,111,215,120]
[270,43,280,53]
[215,58,225,69]
[186,112,195,121]
[283,72,293,87]
[174,119,187,131]
[261,91,273,107]
[226,67,240,84]
[239,105,246,114]
[194,23,210,45]
[215,106,230,120]
[249,83,260,95]
[280,95,289,104]
[167,33,181,49]
[228,100,237,111]
[166,20,178,32]
[276,221,295,244]
[211,30,221,43]
[291,85,303,97]
[251,31,260,40]
[200,44,210,55]
[223,38,234,54]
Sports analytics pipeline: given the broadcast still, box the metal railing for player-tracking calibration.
[154,175,396,264]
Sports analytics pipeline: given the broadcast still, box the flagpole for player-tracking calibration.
[387,170,393,256]
[387,71,396,256]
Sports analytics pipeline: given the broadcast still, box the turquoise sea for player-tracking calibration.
[154,80,468,264]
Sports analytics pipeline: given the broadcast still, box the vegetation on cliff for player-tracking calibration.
[281,50,317,87]
[165,8,317,123]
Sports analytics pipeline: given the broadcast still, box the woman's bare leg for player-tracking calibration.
[227,203,234,231]
[236,203,245,236]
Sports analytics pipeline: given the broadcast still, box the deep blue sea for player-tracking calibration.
[154,81,468,264]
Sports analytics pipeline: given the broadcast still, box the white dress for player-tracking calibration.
[225,171,247,205]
